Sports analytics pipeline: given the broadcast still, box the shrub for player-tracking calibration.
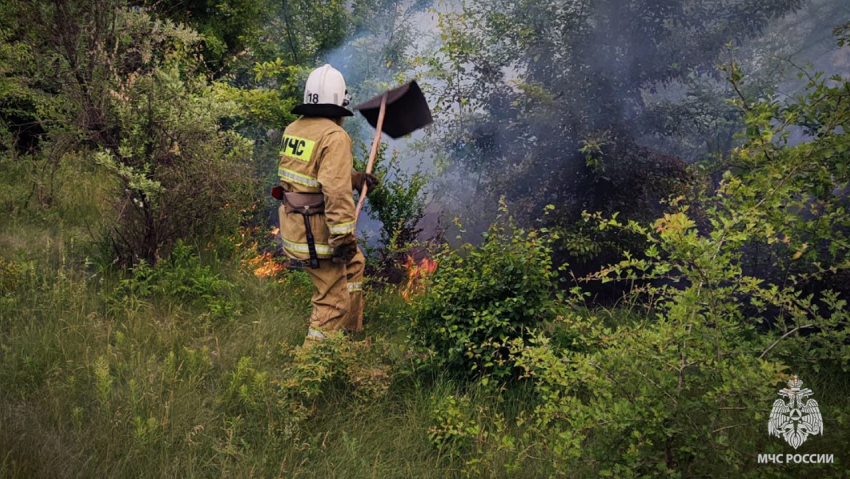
[409,205,559,380]
[513,62,850,476]
[355,146,429,250]
[0,2,253,265]
[427,60,850,478]
[0,258,25,296]
[112,241,238,318]
[96,16,253,265]
[219,333,396,442]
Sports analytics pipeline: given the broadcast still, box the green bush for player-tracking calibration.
[428,394,483,460]
[0,258,25,295]
[218,333,397,443]
[0,2,253,265]
[410,206,559,380]
[420,61,850,478]
[112,241,237,318]
[278,333,395,404]
[355,145,429,249]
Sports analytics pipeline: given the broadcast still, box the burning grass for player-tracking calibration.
[401,255,438,301]
[245,252,287,278]
[238,223,289,279]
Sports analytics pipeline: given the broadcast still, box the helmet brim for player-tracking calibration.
[292,103,354,118]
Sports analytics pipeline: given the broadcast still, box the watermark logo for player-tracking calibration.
[768,375,823,449]
[757,453,833,464]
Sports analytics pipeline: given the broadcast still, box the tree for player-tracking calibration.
[426,53,850,478]
[0,0,253,264]
[426,0,807,230]
[153,0,269,72]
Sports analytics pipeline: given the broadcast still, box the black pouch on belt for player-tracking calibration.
[282,192,325,269]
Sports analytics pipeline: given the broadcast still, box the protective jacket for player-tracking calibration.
[278,117,356,261]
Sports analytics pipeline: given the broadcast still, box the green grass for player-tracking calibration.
[2,203,849,478]
[0,211,461,478]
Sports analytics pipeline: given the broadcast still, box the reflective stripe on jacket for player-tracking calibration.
[278,117,356,260]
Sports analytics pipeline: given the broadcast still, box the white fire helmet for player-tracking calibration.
[292,64,353,118]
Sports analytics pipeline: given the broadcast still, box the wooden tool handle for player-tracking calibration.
[355,92,387,222]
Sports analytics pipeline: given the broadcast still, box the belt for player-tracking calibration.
[271,188,326,269]
[282,191,325,215]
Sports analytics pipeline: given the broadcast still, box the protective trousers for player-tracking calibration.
[303,246,365,346]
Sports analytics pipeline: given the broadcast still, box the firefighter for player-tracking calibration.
[276,64,379,346]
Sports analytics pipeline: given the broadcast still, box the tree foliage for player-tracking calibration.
[427,55,850,477]
[0,0,252,264]
[410,205,559,380]
[426,0,807,238]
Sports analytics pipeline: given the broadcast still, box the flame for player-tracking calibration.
[401,255,438,301]
[232,202,287,279]
[254,261,284,278]
[243,252,286,278]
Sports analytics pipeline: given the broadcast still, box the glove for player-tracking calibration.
[332,237,358,264]
[351,171,380,195]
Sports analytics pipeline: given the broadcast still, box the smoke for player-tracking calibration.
[314,1,445,245]
[302,0,850,244]
[413,0,850,232]
[319,1,442,167]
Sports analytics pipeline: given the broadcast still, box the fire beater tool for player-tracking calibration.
[353,81,432,221]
